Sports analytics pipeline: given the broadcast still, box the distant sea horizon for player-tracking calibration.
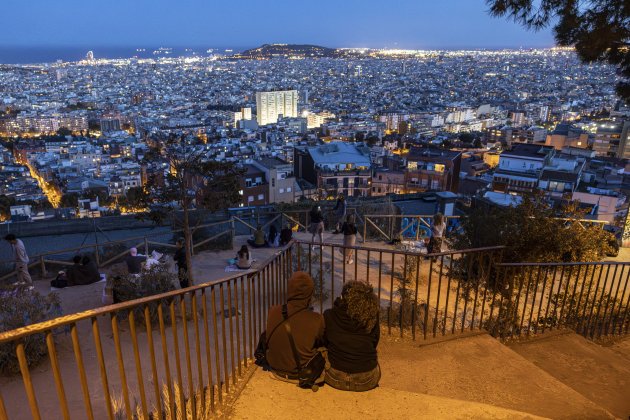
[0,44,558,65]
[0,45,244,65]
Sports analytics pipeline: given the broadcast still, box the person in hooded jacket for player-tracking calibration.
[265,271,325,381]
[323,281,380,391]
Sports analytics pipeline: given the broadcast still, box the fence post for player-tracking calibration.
[94,244,100,267]
[363,217,367,243]
[40,255,47,278]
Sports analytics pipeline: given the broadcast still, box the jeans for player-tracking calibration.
[16,263,33,285]
[325,364,381,392]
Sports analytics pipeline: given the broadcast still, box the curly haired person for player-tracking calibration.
[323,281,380,391]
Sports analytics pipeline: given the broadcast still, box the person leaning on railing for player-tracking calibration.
[323,281,380,392]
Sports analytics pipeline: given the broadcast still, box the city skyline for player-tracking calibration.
[1,0,554,51]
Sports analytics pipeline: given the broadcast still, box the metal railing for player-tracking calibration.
[0,219,236,283]
[293,240,505,340]
[0,245,293,419]
[0,238,628,418]
[491,262,630,340]
[362,214,461,243]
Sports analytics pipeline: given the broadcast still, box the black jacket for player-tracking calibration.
[323,298,379,373]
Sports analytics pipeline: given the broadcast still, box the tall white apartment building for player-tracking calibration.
[256,90,298,126]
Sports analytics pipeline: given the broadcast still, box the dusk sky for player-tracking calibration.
[2,0,555,49]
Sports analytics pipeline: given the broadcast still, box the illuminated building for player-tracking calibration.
[592,122,623,157]
[255,90,298,126]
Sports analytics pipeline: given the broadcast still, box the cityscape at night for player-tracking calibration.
[0,1,628,419]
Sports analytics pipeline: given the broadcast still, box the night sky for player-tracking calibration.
[2,0,554,49]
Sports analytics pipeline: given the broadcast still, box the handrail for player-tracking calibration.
[0,219,232,264]
[0,274,241,343]
[296,240,504,258]
[498,261,630,267]
[0,243,285,344]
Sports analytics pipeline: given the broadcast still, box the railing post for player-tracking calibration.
[230,218,236,245]
[94,244,100,267]
[144,237,149,257]
[363,217,367,243]
[40,255,47,278]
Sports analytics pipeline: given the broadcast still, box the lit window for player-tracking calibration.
[258,194,264,200]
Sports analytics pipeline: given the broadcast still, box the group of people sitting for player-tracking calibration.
[259,271,380,392]
[51,255,102,288]
[248,224,294,249]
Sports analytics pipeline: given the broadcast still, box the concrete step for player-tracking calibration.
[377,333,614,419]
[229,367,548,420]
[509,331,630,419]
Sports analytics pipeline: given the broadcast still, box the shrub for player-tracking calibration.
[112,264,177,324]
[0,286,62,375]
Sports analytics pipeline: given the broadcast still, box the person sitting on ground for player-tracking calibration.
[268,225,279,247]
[323,281,380,392]
[75,255,101,285]
[63,255,83,286]
[236,245,252,269]
[125,247,147,274]
[280,223,293,246]
[266,271,325,382]
[247,225,267,248]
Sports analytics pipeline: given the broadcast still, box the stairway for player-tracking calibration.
[229,332,629,419]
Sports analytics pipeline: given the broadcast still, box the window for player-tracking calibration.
[255,177,262,184]
[258,194,264,200]
[271,178,275,187]
[245,178,252,187]
[248,196,254,202]
[287,187,291,192]
[279,188,285,193]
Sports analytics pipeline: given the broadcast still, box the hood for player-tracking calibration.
[287,271,314,308]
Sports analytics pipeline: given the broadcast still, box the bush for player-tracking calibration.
[0,286,62,375]
[112,264,177,324]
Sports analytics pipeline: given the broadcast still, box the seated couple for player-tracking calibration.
[51,255,101,288]
[263,272,380,392]
[124,247,163,274]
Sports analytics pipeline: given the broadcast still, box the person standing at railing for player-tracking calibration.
[341,214,358,265]
[309,205,325,250]
[4,234,33,286]
[428,213,447,255]
[332,193,347,234]
[174,239,189,288]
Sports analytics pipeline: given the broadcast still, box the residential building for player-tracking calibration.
[240,164,269,207]
[545,123,589,150]
[252,157,296,204]
[371,169,405,196]
[592,121,623,157]
[294,142,372,198]
[256,90,298,126]
[404,147,462,193]
[492,144,555,193]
